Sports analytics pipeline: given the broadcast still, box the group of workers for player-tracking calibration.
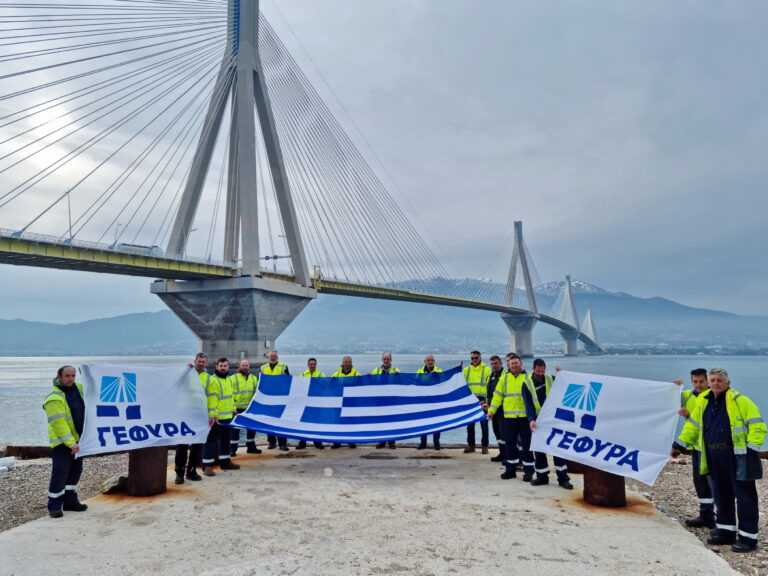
[42,353,765,554]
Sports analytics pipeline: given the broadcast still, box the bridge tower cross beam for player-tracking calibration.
[153,0,316,365]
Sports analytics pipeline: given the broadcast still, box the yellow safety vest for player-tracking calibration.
[678,388,767,476]
[301,369,326,377]
[43,381,84,449]
[524,374,554,415]
[232,372,258,410]
[206,373,234,420]
[332,368,361,377]
[463,363,490,396]
[261,362,287,376]
[372,366,400,375]
[680,389,702,451]
[417,366,442,374]
[488,371,528,418]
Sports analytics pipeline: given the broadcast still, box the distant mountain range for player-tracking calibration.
[2,279,767,355]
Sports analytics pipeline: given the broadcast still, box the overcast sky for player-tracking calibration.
[2,0,767,322]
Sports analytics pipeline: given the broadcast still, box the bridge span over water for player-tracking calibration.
[0,1,601,360]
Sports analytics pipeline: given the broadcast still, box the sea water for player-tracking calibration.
[1,354,765,447]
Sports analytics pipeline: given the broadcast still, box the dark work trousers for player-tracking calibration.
[267,434,287,448]
[175,443,202,474]
[532,451,571,484]
[466,398,489,447]
[691,450,715,520]
[419,434,441,449]
[501,418,526,474]
[492,414,504,456]
[203,419,233,468]
[708,447,759,544]
[48,444,84,512]
[517,423,534,477]
[230,410,256,456]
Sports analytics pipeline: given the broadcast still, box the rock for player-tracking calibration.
[102,473,128,494]
[4,446,51,460]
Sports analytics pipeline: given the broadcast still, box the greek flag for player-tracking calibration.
[231,366,484,443]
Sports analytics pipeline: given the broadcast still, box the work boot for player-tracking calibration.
[522,475,533,482]
[175,472,185,485]
[331,444,342,449]
[500,471,516,480]
[279,445,289,452]
[376,442,386,449]
[685,516,716,529]
[463,445,476,453]
[220,462,240,470]
[186,468,202,481]
[732,540,758,553]
[490,454,504,462]
[388,442,396,449]
[246,445,262,454]
[531,476,549,486]
[49,509,63,518]
[314,442,325,449]
[481,446,489,454]
[416,444,427,450]
[267,443,277,450]
[203,467,216,477]
[434,443,441,451]
[296,440,307,450]
[349,444,357,449]
[558,480,574,490]
[62,492,87,511]
[707,532,737,546]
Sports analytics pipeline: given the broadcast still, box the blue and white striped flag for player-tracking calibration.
[231,365,484,443]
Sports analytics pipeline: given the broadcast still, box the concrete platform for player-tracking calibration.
[0,447,737,575]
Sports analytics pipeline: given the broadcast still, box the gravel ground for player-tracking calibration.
[638,455,768,576]
[0,451,766,574]
[0,453,129,533]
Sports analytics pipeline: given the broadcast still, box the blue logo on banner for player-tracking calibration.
[97,372,141,420]
[555,381,602,431]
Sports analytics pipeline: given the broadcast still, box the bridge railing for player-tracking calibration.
[0,228,238,268]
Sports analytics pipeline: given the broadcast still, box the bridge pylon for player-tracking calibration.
[558,275,581,356]
[582,307,602,355]
[153,0,315,364]
[501,221,539,357]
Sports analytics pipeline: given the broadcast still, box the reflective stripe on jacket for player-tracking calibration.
[43,382,84,448]
[678,388,767,480]
[463,363,490,396]
[489,371,528,418]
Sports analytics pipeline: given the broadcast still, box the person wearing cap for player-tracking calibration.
[672,367,766,553]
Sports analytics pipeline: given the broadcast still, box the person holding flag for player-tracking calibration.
[331,356,359,449]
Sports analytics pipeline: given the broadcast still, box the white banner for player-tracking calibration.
[530,370,679,485]
[78,364,210,457]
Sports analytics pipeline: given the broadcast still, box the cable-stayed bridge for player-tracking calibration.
[0,0,601,360]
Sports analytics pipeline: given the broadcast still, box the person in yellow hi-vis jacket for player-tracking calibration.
[672,367,766,553]
[331,356,360,449]
[202,357,240,476]
[230,359,259,457]
[43,365,87,518]
[487,353,528,480]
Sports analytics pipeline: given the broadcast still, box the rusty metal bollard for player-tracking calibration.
[127,446,168,497]
[583,465,626,507]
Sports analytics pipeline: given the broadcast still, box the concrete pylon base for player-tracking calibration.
[559,329,580,356]
[151,276,316,364]
[500,313,538,358]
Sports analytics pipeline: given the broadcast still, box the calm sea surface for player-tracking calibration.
[1,354,765,446]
